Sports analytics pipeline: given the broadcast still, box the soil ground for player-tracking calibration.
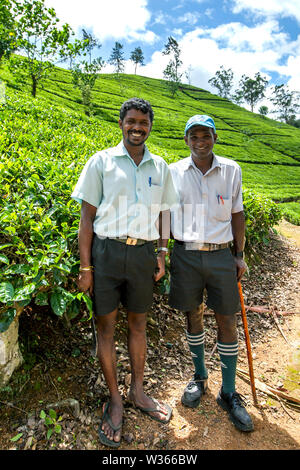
[0,222,299,452]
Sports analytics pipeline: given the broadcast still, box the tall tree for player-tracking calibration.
[109,42,125,74]
[162,36,183,97]
[231,89,244,106]
[130,46,144,74]
[8,0,73,97]
[0,0,18,64]
[237,72,268,112]
[82,29,102,65]
[208,66,234,99]
[270,84,300,124]
[71,31,104,116]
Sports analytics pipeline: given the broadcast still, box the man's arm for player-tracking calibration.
[77,200,97,294]
[153,210,170,282]
[231,211,247,282]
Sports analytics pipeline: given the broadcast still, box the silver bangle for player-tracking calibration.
[157,247,168,253]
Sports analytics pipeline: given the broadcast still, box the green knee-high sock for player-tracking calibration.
[186,330,208,379]
[217,341,238,394]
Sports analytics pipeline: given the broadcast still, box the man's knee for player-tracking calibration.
[96,309,118,338]
[215,312,237,342]
[186,304,204,334]
[127,312,147,335]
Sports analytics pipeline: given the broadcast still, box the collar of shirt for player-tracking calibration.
[111,141,153,166]
[184,153,222,175]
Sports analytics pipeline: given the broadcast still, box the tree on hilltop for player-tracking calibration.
[130,47,144,75]
[236,72,268,112]
[208,66,234,99]
[162,36,183,97]
[8,0,73,97]
[270,84,300,125]
[109,42,125,75]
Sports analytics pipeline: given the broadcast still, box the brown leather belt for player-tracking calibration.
[108,237,149,246]
[175,240,230,251]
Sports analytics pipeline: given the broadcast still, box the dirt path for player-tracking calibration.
[0,222,299,451]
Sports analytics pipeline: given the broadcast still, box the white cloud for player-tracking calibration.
[138,19,300,114]
[45,0,158,43]
[178,12,200,26]
[231,0,300,24]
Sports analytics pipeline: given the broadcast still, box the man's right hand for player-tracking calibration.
[77,271,94,296]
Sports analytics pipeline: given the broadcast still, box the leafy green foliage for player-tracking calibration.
[208,66,234,99]
[9,0,73,97]
[0,88,120,332]
[236,72,268,112]
[242,189,282,249]
[279,202,300,225]
[40,409,62,440]
[0,0,18,63]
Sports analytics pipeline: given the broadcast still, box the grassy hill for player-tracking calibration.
[1,60,300,223]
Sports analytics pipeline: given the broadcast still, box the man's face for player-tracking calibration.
[184,125,217,160]
[119,108,152,147]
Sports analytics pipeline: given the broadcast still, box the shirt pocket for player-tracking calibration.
[149,184,163,204]
[214,196,232,221]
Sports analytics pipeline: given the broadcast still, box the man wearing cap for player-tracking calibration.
[168,115,254,432]
[71,97,178,447]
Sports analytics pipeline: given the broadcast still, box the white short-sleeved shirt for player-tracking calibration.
[71,141,178,240]
[169,154,243,244]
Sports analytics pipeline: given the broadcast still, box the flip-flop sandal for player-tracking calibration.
[135,398,173,424]
[98,402,122,448]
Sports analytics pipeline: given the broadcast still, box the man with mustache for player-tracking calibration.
[168,115,254,432]
[71,98,177,447]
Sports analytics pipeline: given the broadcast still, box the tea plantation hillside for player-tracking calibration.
[0,60,295,335]
[1,60,299,224]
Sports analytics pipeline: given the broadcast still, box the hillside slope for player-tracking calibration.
[1,61,300,221]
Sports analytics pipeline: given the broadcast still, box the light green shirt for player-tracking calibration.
[71,141,178,240]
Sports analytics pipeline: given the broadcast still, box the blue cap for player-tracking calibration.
[184,115,216,136]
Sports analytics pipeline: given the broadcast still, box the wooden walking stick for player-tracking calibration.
[237,281,259,406]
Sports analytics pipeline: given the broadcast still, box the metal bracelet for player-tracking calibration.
[157,247,168,253]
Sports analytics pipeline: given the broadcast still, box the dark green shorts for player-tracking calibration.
[169,243,240,315]
[92,237,157,316]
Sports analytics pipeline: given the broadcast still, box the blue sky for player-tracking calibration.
[46,0,300,111]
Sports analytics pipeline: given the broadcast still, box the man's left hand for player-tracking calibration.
[234,256,247,282]
[153,251,166,282]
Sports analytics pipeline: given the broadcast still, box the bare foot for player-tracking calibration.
[101,399,123,443]
[128,390,171,422]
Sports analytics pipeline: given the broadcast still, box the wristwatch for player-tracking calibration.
[235,251,244,258]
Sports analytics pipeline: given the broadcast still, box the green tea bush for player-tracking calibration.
[243,189,282,250]
[279,202,300,225]
[0,89,120,333]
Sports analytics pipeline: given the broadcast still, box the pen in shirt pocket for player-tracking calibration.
[217,194,224,204]
[149,177,152,187]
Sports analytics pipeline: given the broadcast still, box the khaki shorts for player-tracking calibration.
[92,236,157,315]
[169,242,240,315]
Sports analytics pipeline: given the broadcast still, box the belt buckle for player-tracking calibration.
[126,237,138,246]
